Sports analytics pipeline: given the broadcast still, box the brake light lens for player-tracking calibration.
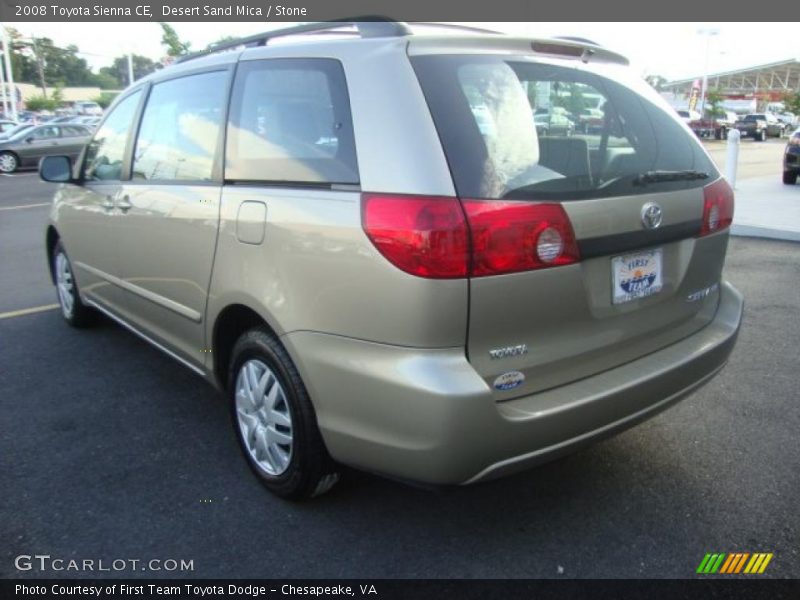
[363,195,580,279]
[463,200,579,276]
[789,135,800,146]
[362,194,469,278]
[700,178,735,236]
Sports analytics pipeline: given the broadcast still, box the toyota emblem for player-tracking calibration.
[641,202,663,230]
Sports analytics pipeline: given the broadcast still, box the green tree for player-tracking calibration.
[5,30,96,89]
[705,89,725,118]
[553,83,588,117]
[92,91,120,109]
[25,94,59,111]
[160,23,191,57]
[90,71,120,90]
[782,91,800,115]
[51,86,64,105]
[99,55,158,88]
[645,74,668,91]
[210,35,240,47]
[5,28,42,86]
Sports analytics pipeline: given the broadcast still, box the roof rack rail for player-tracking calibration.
[409,22,501,35]
[553,36,603,47]
[177,17,413,64]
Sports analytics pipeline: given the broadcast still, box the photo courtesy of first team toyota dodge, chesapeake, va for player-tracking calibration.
[39,20,743,499]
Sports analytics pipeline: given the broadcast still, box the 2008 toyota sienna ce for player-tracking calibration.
[40,20,743,499]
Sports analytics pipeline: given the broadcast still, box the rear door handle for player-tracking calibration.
[101,196,115,211]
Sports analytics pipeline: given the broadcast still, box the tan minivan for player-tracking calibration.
[41,21,743,499]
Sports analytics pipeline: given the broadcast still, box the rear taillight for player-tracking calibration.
[362,193,579,279]
[362,194,469,278]
[462,201,579,276]
[700,178,735,236]
[789,135,800,146]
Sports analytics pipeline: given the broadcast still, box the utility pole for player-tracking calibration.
[127,52,134,86]
[0,47,8,117]
[31,37,47,97]
[698,28,719,117]
[1,26,17,120]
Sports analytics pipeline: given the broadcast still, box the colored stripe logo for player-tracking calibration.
[697,552,773,574]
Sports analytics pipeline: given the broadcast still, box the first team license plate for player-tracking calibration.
[612,248,663,304]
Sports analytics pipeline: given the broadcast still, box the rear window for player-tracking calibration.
[412,56,718,201]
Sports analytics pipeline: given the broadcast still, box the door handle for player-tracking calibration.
[101,196,115,211]
[117,195,133,213]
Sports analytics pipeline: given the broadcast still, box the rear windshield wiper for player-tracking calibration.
[633,170,709,185]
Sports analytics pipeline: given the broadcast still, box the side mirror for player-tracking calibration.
[40,155,74,183]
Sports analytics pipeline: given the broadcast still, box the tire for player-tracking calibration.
[757,130,766,142]
[0,151,18,174]
[52,240,95,327]
[228,327,338,500]
[783,171,798,185]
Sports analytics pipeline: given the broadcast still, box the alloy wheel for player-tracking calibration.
[0,153,17,173]
[55,252,75,318]
[235,359,294,476]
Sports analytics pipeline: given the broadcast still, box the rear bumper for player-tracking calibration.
[282,281,743,486]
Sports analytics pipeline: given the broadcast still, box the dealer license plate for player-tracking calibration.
[612,248,663,304]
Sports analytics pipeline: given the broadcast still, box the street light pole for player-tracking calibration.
[698,27,719,117]
[127,52,134,86]
[0,47,8,117]
[1,26,18,121]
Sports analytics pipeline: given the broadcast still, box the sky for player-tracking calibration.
[7,21,800,82]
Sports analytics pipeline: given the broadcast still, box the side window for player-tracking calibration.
[83,91,141,182]
[226,59,359,185]
[31,126,60,140]
[132,71,227,182]
[61,125,87,137]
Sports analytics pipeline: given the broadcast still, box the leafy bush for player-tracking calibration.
[92,92,119,109]
[783,92,800,116]
[24,94,59,112]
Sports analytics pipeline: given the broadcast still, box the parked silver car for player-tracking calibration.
[0,123,91,173]
[0,119,18,135]
[40,21,743,499]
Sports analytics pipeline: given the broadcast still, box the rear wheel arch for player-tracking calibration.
[212,303,280,391]
[46,226,60,284]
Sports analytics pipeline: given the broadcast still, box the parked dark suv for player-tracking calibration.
[784,128,800,184]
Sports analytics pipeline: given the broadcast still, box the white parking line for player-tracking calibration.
[0,304,58,320]
[0,203,50,211]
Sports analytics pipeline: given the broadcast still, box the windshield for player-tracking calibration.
[1,124,33,140]
[412,55,718,201]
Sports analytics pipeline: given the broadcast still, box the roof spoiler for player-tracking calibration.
[408,35,629,66]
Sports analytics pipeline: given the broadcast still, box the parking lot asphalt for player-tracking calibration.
[703,136,789,181]
[1,171,798,579]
